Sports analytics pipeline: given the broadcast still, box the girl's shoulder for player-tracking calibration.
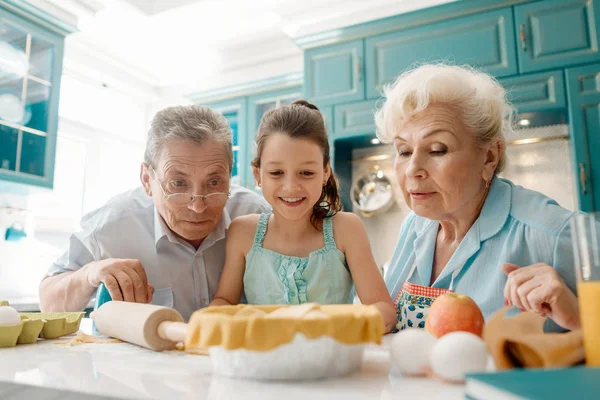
[327,212,369,254]
[330,211,365,237]
[231,212,263,224]
[228,213,264,241]
[330,211,363,225]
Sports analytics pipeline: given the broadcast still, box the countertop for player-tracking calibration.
[2,298,95,312]
[0,319,466,400]
[1,297,41,312]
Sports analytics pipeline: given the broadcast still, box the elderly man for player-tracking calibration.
[39,105,270,321]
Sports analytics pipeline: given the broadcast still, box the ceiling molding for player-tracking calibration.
[64,37,160,102]
[291,0,531,49]
[187,71,303,104]
[66,35,161,84]
[0,0,78,34]
[218,34,301,73]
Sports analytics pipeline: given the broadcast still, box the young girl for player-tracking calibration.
[210,100,396,333]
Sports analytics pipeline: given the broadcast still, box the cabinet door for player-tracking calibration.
[0,8,63,189]
[304,40,365,106]
[0,125,18,171]
[515,0,600,73]
[500,70,566,114]
[333,99,378,140]
[247,87,302,188]
[207,97,248,188]
[566,63,600,211]
[365,8,517,99]
[319,105,336,171]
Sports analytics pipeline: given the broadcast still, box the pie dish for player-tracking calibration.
[185,303,384,380]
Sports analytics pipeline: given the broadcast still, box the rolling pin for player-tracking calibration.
[91,301,187,351]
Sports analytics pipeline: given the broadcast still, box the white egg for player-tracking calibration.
[430,331,489,383]
[0,306,21,326]
[390,329,437,376]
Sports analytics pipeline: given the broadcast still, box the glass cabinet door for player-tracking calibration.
[0,20,54,178]
[246,88,302,188]
[256,101,277,123]
[0,124,18,171]
[253,95,299,129]
[209,98,248,187]
[223,110,241,185]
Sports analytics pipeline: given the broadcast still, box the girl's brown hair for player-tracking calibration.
[251,99,342,230]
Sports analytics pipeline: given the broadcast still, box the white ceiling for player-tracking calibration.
[37,0,455,95]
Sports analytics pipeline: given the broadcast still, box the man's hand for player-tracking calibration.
[86,258,153,303]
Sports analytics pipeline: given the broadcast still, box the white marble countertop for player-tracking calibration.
[1,297,41,312]
[2,298,95,312]
[0,319,466,400]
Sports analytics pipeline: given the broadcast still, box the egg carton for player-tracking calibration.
[0,301,84,347]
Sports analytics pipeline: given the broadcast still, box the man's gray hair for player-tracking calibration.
[144,105,233,171]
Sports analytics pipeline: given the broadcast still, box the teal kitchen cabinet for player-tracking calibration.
[322,105,333,138]
[331,100,380,210]
[304,40,365,107]
[206,97,248,188]
[0,6,65,189]
[500,70,567,114]
[365,8,517,99]
[333,99,378,140]
[333,70,567,141]
[247,86,302,188]
[515,0,600,73]
[566,63,600,211]
[321,105,335,164]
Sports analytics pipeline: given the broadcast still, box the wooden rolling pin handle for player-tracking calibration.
[157,321,187,343]
[91,301,185,351]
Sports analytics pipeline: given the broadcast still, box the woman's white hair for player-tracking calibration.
[374,63,514,173]
[144,105,233,170]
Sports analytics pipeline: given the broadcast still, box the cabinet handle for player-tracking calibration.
[356,57,362,82]
[580,162,587,195]
[519,24,527,52]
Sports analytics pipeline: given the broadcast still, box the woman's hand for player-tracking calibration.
[502,263,580,330]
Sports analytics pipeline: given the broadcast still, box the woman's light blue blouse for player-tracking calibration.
[385,177,579,332]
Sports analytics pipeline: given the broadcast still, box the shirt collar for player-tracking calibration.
[153,206,232,249]
[411,176,512,286]
[154,207,175,245]
[209,207,231,246]
[412,175,512,242]
[475,176,512,241]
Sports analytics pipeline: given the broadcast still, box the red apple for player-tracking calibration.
[425,293,485,338]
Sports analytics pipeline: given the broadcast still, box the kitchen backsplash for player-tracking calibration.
[351,123,577,271]
[351,145,408,270]
[501,124,576,211]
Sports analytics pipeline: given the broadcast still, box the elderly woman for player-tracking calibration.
[375,64,580,333]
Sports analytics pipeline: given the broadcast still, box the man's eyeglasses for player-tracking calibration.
[149,165,230,207]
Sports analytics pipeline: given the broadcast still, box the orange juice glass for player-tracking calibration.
[571,213,600,366]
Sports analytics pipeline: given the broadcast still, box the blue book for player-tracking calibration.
[465,366,600,400]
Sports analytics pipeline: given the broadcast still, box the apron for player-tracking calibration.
[393,261,464,331]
